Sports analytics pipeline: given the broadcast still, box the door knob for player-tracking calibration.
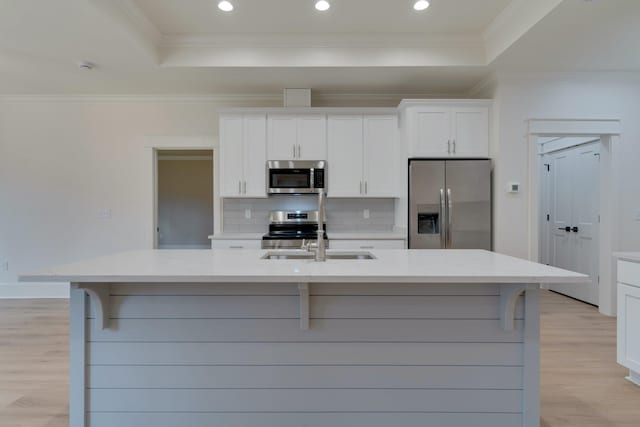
[558,226,571,232]
[571,226,579,233]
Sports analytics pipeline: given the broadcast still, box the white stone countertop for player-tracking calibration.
[21,249,588,284]
[614,252,640,263]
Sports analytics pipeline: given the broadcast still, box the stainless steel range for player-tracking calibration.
[261,210,328,250]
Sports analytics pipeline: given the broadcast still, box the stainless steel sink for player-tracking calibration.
[261,251,376,260]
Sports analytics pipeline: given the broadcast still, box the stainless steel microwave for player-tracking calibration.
[267,160,326,194]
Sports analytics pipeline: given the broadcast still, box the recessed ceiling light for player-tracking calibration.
[315,1,330,11]
[218,1,234,12]
[413,0,430,11]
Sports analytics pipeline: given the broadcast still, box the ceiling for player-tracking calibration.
[0,0,638,96]
[133,0,511,34]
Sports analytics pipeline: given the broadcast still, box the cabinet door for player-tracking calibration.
[412,108,451,156]
[327,116,363,197]
[451,107,489,157]
[243,115,267,197]
[363,115,399,197]
[618,282,640,373]
[267,115,297,160]
[211,239,262,249]
[297,115,327,160]
[219,116,244,197]
[330,239,406,250]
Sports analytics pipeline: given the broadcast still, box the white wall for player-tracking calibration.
[0,95,405,297]
[0,97,279,297]
[491,73,640,259]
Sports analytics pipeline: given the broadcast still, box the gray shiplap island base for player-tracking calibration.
[22,249,587,427]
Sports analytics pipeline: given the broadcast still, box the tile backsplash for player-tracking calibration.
[223,197,396,233]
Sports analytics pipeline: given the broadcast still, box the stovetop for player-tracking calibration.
[262,210,327,241]
[262,230,328,241]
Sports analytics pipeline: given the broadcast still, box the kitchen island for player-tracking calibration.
[22,249,586,427]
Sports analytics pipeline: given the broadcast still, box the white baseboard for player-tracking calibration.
[0,282,70,299]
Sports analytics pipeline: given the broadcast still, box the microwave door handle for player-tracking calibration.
[440,189,446,249]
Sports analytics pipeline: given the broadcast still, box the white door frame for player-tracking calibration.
[526,119,621,316]
[145,135,219,249]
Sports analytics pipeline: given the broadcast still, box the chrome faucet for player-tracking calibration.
[303,190,326,262]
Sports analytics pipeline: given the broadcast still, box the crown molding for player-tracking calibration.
[482,0,563,63]
[89,0,162,61]
[466,72,498,98]
[161,33,484,49]
[0,94,283,103]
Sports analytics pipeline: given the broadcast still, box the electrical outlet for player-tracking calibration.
[1,260,8,272]
[363,209,370,219]
[244,209,252,219]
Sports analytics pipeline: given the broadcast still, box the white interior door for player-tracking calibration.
[547,142,600,305]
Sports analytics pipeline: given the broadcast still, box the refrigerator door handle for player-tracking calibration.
[447,188,453,248]
[440,188,446,248]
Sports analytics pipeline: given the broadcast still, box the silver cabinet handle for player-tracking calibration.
[447,140,451,154]
[297,144,301,158]
[229,245,243,249]
[447,188,453,248]
[360,245,375,249]
[238,181,242,194]
[293,144,296,158]
[360,181,363,194]
[439,188,446,249]
[243,181,247,194]
[453,140,456,153]
[365,181,368,195]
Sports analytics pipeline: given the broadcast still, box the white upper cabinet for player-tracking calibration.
[403,101,491,158]
[267,114,327,160]
[219,114,267,198]
[364,115,399,197]
[327,116,364,197]
[451,107,489,157]
[328,114,399,198]
[414,107,451,157]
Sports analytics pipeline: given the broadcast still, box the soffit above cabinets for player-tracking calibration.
[2,1,640,94]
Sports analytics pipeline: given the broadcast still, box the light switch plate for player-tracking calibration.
[98,208,112,220]
[1,261,8,272]
[507,182,520,193]
[363,209,370,219]
[244,209,252,219]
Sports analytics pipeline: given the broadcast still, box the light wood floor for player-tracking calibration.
[0,290,638,427]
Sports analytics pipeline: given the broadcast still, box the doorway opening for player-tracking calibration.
[539,137,601,306]
[526,118,620,316]
[154,149,214,249]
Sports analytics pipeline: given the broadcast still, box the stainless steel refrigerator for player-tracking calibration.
[409,159,491,250]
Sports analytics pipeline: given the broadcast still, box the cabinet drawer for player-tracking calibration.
[330,239,406,250]
[618,260,640,288]
[211,240,261,250]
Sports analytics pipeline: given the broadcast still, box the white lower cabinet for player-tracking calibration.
[617,259,640,386]
[331,239,406,250]
[211,240,261,250]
